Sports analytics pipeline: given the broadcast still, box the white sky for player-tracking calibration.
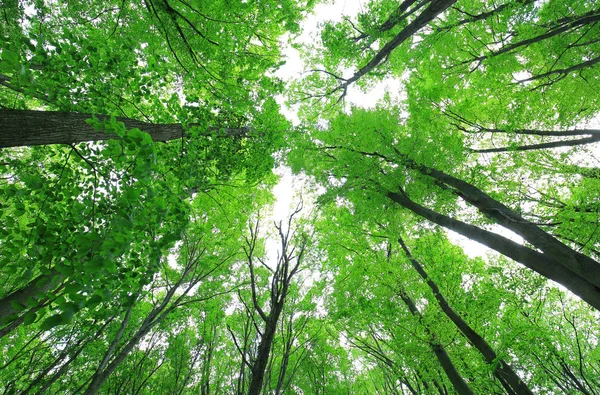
[270,0,495,258]
[270,0,600,263]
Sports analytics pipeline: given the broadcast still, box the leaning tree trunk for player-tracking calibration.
[387,190,600,311]
[399,155,600,289]
[471,135,600,153]
[343,0,457,87]
[22,318,113,395]
[398,289,475,395]
[0,269,62,325]
[84,275,188,395]
[398,236,533,395]
[0,109,252,148]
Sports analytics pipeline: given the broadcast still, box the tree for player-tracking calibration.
[3,0,600,393]
[288,105,600,310]
[397,236,532,395]
[227,203,311,394]
[0,0,305,335]
[309,203,599,393]
[0,109,260,148]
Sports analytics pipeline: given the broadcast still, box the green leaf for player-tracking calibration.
[40,313,70,331]
[23,310,38,325]
[10,301,26,312]
[26,296,38,307]
[1,49,18,65]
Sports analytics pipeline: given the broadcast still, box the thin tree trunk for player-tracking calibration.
[343,0,457,87]
[93,300,137,378]
[200,326,215,395]
[23,318,113,395]
[398,289,474,395]
[83,275,189,394]
[471,9,600,63]
[84,306,173,395]
[472,135,600,153]
[474,127,600,137]
[552,164,600,179]
[398,236,533,395]
[437,0,534,32]
[522,52,600,83]
[82,244,222,395]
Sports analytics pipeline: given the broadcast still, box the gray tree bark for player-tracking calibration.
[0,109,251,148]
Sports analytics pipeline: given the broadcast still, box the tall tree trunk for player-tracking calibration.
[0,109,251,148]
[398,236,533,395]
[22,318,113,395]
[0,109,184,147]
[83,303,175,395]
[387,190,600,310]
[437,0,534,32]
[200,331,215,395]
[92,300,136,380]
[0,296,55,339]
[398,289,475,395]
[274,318,295,395]
[344,0,457,87]
[471,135,600,153]
[244,214,305,395]
[83,275,189,394]
[247,302,284,395]
[0,270,62,324]
[471,8,600,63]
[400,157,600,289]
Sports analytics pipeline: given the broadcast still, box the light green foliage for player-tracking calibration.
[2,0,600,393]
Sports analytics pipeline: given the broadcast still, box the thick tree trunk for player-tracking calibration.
[353,0,425,42]
[404,161,600,289]
[387,190,600,310]
[0,109,251,148]
[0,109,184,147]
[398,290,474,395]
[398,237,533,395]
[244,217,304,395]
[0,270,62,324]
[248,303,284,395]
[0,297,52,339]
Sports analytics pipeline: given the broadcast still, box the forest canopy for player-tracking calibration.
[1,0,600,393]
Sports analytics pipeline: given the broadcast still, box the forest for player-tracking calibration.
[1,0,599,393]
